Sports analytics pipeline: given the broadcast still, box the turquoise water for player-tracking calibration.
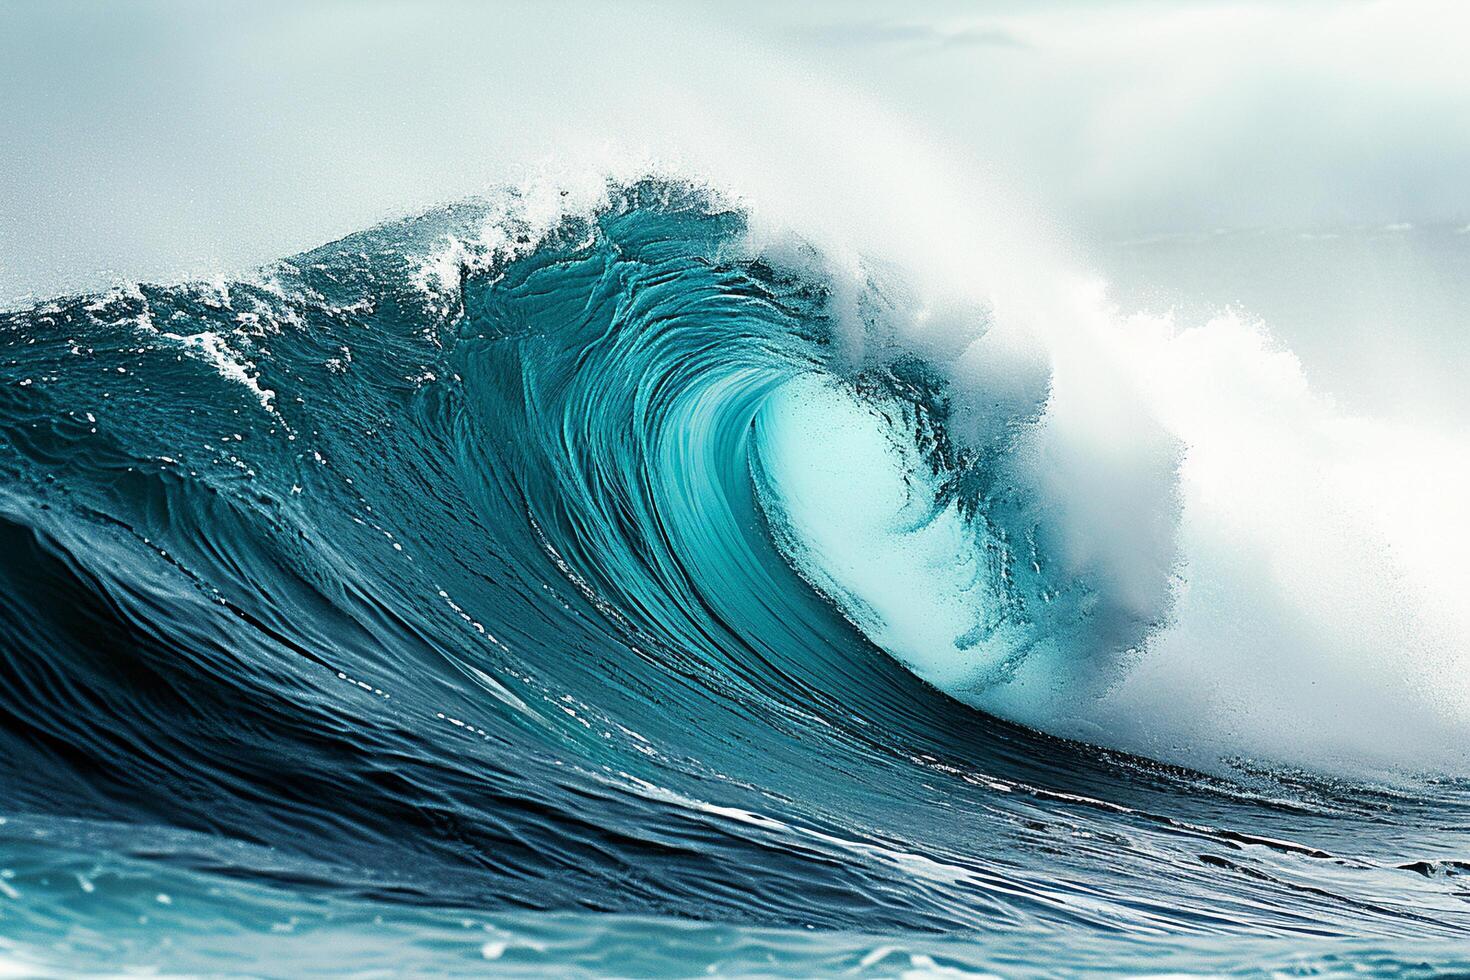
[2,183,1469,976]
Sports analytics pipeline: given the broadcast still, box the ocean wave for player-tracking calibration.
[3,178,1469,974]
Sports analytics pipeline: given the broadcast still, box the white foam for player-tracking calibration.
[158,329,277,413]
[762,256,1470,775]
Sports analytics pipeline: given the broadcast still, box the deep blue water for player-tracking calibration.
[1,182,1468,977]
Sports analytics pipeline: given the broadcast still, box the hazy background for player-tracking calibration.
[3,0,1468,419]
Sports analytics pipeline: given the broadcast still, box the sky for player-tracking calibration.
[4,1,1470,297]
[3,0,1469,424]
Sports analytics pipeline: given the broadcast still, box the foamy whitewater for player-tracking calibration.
[3,3,1470,976]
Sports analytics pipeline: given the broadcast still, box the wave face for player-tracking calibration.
[2,181,1469,975]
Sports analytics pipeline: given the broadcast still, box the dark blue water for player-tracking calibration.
[2,182,1468,976]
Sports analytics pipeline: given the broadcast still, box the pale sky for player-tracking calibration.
[4,0,1469,308]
